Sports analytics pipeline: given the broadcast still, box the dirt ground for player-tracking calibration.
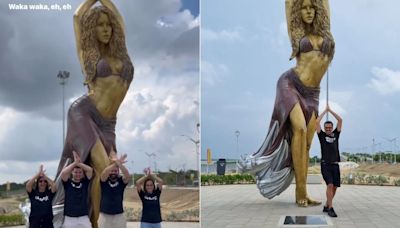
[0,187,199,222]
[124,186,199,221]
[0,197,23,215]
[349,163,400,178]
[309,163,400,178]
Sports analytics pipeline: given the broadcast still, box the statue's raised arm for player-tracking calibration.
[74,0,97,79]
[285,0,294,44]
[323,0,330,21]
[99,0,126,33]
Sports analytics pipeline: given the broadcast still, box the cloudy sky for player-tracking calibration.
[0,0,199,184]
[202,0,400,160]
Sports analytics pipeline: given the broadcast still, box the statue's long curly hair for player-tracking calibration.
[80,6,133,85]
[289,0,335,60]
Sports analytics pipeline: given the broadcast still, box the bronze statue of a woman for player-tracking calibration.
[54,0,133,226]
[239,0,334,207]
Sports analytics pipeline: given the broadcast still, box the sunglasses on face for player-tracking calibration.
[39,180,48,183]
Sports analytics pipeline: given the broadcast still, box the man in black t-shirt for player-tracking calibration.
[316,105,342,218]
[98,152,130,228]
[60,151,93,228]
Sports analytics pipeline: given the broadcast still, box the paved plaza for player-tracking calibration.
[11,222,199,228]
[201,184,400,228]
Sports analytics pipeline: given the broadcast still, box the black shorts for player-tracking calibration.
[321,163,341,187]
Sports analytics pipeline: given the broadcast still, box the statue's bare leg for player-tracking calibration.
[289,103,308,207]
[305,112,321,206]
[89,138,110,228]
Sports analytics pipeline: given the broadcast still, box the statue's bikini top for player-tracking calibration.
[299,36,333,56]
[96,58,133,82]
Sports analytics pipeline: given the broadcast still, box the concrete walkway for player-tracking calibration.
[201,184,400,228]
[9,222,199,228]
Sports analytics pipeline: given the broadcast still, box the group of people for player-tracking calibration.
[26,151,163,228]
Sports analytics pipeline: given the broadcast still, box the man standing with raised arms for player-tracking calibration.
[60,151,93,227]
[316,105,343,217]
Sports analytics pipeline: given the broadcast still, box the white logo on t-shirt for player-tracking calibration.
[35,195,49,202]
[108,180,119,188]
[144,195,158,201]
[325,136,336,143]
[71,181,82,189]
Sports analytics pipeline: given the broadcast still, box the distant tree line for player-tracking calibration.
[308,152,400,164]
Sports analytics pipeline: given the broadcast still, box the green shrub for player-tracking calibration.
[0,214,25,226]
[394,179,400,186]
[165,209,199,221]
[201,174,255,185]
[342,174,355,184]
[375,175,388,186]
[365,175,388,186]
[124,207,141,221]
[355,173,366,184]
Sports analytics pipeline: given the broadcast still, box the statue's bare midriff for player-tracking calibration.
[294,36,331,88]
[89,76,130,119]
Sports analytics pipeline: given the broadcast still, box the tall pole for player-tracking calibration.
[130,161,134,184]
[196,123,200,179]
[384,137,398,164]
[394,138,397,164]
[153,153,157,173]
[326,68,329,121]
[372,138,376,164]
[235,130,240,173]
[235,130,240,155]
[175,168,178,186]
[182,163,186,186]
[181,122,200,183]
[57,71,70,146]
[145,152,153,169]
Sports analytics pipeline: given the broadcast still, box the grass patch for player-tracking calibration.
[0,214,25,227]
[201,174,255,185]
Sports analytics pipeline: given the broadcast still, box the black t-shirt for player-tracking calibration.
[100,176,127,215]
[318,128,341,163]
[139,187,162,223]
[62,177,90,217]
[28,188,55,219]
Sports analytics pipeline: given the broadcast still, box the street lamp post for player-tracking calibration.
[57,71,70,146]
[377,143,382,163]
[182,163,186,186]
[130,160,134,185]
[145,152,155,170]
[235,130,240,173]
[393,138,396,164]
[384,137,398,164]
[153,153,157,173]
[235,130,240,155]
[181,132,200,179]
